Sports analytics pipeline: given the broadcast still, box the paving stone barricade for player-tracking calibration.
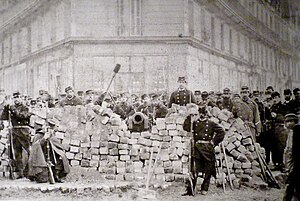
[0,105,266,188]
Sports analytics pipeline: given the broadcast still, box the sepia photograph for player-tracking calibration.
[0,0,299,200]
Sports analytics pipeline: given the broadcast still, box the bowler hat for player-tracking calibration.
[285,113,298,122]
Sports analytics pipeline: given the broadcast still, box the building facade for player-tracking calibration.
[0,0,299,98]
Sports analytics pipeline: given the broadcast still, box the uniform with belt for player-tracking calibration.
[183,114,225,194]
[1,101,32,178]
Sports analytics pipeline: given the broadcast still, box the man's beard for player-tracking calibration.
[285,97,291,101]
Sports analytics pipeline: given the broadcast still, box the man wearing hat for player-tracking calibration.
[59,86,83,107]
[283,113,300,200]
[137,94,152,115]
[270,91,289,171]
[1,91,33,179]
[168,76,195,108]
[113,93,135,120]
[219,88,233,111]
[182,105,225,196]
[85,90,94,105]
[198,91,216,107]
[194,90,202,105]
[239,86,261,139]
[28,118,70,183]
[151,93,168,120]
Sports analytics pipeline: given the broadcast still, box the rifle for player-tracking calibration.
[188,138,196,196]
[44,105,55,184]
[245,125,280,189]
[46,137,55,184]
[7,107,15,180]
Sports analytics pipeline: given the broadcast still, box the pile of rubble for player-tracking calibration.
[207,106,265,188]
[0,105,266,188]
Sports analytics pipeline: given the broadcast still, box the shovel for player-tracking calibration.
[139,144,162,199]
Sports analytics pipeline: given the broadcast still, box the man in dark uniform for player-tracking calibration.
[270,91,288,171]
[253,90,272,164]
[194,90,202,105]
[151,94,168,119]
[215,91,223,108]
[137,94,152,117]
[289,88,300,114]
[182,105,225,196]
[59,86,83,107]
[283,113,300,201]
[1,91,33,178]
[219,88,233,111]
[199,91,216,107]
[113,93,135,120]
[168,76,195,108]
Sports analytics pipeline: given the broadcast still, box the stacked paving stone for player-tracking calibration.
[0,105,266,187]
[0,124,9,177]
[207,106,265,188]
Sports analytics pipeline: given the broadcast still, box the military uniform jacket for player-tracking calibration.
[288,99,300,114]
[1,104,31,127]
[113,102,135,119]
[183,116,225,159]
[59,96,83,107]
[270,102,288,124]
[244,99,262,133]
[232,101,254,122]
[168,89,195,108]
[220,98,234,112]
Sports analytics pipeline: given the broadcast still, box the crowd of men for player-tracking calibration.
[0,76,299,199]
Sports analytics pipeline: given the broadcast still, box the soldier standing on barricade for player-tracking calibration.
[182,104,225,196]
[270,91,288,172]
[59,86,83,107]
[1,91,33,179]
[219,88,233,111]
[168,76,195,108]
[239,86,261,140]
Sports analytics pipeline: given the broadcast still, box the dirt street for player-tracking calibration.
[0,176,285,201]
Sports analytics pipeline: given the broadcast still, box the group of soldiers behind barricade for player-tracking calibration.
[0,76,299,198]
